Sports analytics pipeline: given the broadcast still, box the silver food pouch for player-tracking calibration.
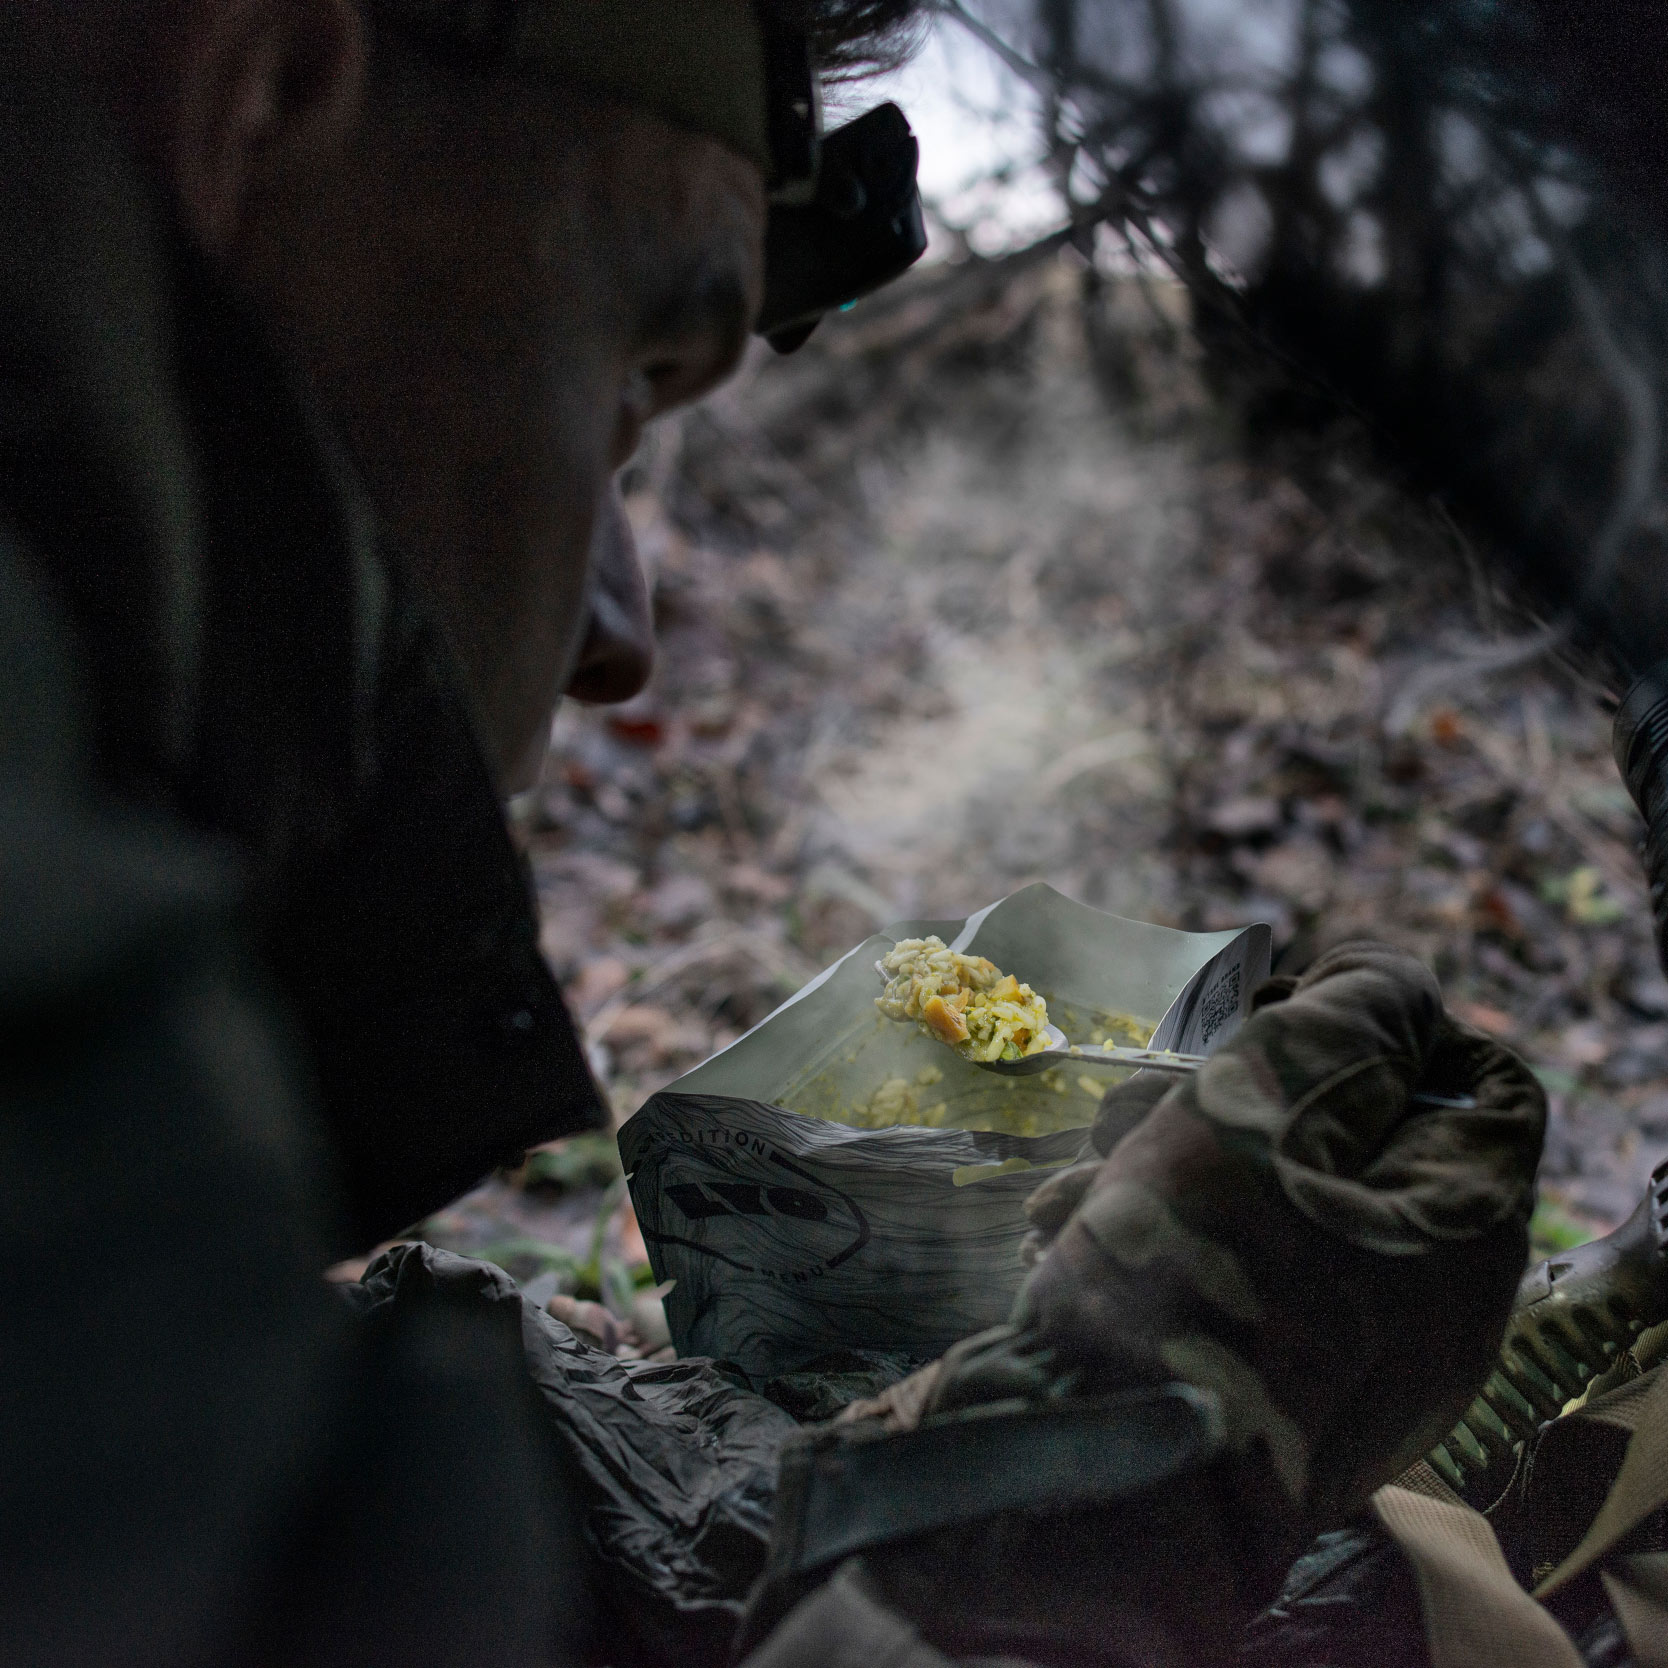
[621,883,1270,1382]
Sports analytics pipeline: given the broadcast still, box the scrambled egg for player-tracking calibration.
[876,936,1052,1064]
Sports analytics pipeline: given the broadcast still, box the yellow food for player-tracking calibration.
[841,1077,951,1129]
[1089,1016,1151,1048]
[876,936,1052,1064]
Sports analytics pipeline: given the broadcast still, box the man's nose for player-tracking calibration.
[565,487,654,705]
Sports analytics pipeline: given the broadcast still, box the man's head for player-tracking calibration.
[59,0,916,789]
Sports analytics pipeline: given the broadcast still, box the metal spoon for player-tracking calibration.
[873,962,1475,1107]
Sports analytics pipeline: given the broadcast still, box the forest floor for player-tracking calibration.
[417,246,1668,1332]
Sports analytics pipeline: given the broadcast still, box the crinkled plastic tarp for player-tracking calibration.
[1241,1523,1431,1668]
[352,1243,798,1666]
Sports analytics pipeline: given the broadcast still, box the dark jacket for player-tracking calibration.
[0,71,606,1247]
[0,55,603,1667]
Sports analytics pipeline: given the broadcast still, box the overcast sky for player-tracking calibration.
[850,12,1066,257]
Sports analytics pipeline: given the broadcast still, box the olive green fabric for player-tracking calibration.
[379,0,775,178]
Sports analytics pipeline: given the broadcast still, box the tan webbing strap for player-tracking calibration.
[738,1559,956,1668]
[1534,1364,1668,1598]
[1389,1458,1466,1507]
[1601,1553,1668,1667]
[1372,1485,1583,1668]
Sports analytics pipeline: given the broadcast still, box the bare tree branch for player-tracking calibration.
[932,0,1055,91]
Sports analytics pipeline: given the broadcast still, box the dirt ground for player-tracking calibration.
[423,245,1668,1313]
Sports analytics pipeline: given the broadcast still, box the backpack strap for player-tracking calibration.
[1390,1458,1467,1506]
[1534,1362,1668,1599]
[1371,1485,1583,1668]
[1600,1553,1668,1668]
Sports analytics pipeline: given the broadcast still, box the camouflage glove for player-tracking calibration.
[1019,976,1302,1265]
[1018,1071,1176,1268]
[936,942,1546,1536]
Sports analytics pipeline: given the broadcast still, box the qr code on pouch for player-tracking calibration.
[1199,966,1241,1046]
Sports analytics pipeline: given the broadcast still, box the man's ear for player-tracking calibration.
[164,0,366,258]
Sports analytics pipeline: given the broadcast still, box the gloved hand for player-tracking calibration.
[1018,1070,1177,1268]
[934,942,1546,1535]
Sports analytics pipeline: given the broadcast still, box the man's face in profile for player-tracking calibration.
[165,3,769,788]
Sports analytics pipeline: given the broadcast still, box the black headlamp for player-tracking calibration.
[367,0,927,353]
[756,101,928,353]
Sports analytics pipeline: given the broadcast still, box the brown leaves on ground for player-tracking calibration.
[427,246,1668,1306]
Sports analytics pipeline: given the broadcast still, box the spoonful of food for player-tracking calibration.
[872,938,1475,1108]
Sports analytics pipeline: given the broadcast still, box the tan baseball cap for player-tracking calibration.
[368,0,820,199]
